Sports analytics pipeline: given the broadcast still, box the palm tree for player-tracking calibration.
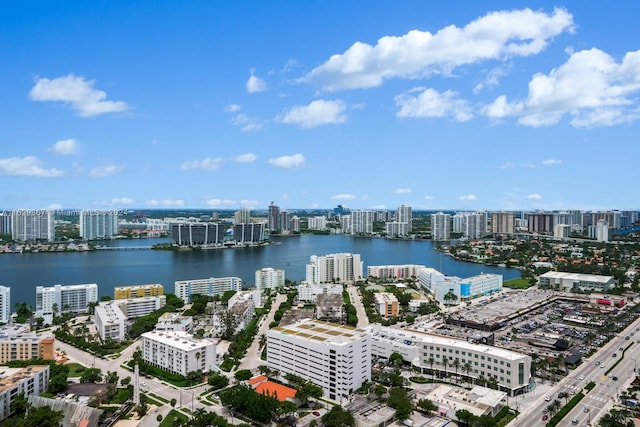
[427,357,435,381]
[442,357,449,379]
[464,362,473,386]
[452,359,460,379]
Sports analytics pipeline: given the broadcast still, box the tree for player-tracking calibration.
[170,398,177,408]
[105,370,119,385]
[417,399,437,414]
[387,387,413,421]
[389,352,404,369]
[321,405,355,427]
[208,372,229,390]
[234,369,253,382]
[80,367,102,383]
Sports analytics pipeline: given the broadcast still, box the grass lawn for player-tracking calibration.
[66,362,87,377]
[503,278,532,289]
[160,410,188,427]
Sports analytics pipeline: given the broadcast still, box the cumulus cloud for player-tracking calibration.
[246,69,267,93]
[498,161,536,169]
[267,153,306,169]
[205,198,238,207]
[474,65,510,93]
[180,157,223,171]
[110,197,134,205]
[527,193,543,199]
[331,194,357,201]
[424,195,435,200]
[0,156,64,177]
[281,100,347,128]
[146,199,185,207]
[89,164,124,177]
[48,138,78,155]
[231,114,262,132]
[235,153,257,163]
[459,194,478,201]
[483,48,640,127]
[394,188,411,194]
[29,74,130,117]
[302,8,573,91]
[542,158,562,166]
[395,88,472,121]
[225,104,241,112]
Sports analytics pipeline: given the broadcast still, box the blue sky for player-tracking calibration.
[2,1,639,212]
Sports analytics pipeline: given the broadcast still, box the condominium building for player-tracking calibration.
[351,210,373,235]
[367,265,425,280]
[11,210,54,242]
[267,320,371,402]
[307,216,327,231]
[0,329,55,363]
[453,212,487,239]
[226,291,256,333]
[431,212,450,240]
[255,268,285,291]
[527,213,554,234]
[290,216,301,232]
[490,212,515,234]
[234,223,265,244]
[171,223,225,246]
[374,293,399,318]
[0,287,9,324]
[268,202,281,233]
[396,205,412,233]
[385,221,409,237]
[120,295,166,319]
[141,331,216,376]
[79,210,119,240]
[175,277,243,304]
[297,283,343,303]
[0,213,11,235]
[234,208,252,225]
[35,283,98,324]
[368,324,531,396]
[94,301,127,342]
[114,284,164,300]
[538,271,615,292]
[0,366,50,420]
[434,274,503,304]
[305,253,363,285]
[155,313,194,334]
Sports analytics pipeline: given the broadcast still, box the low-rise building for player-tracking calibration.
[434,274,503,305]
[175,277,243,304]
[94,301,127,342]
[297,283,342,303]
[155,313,194,334]
[0,365,50,420]
[142,331,216,376]
[0,329,54,363]
[374,293,399,318]
[114,284,163,300]
[538,271,615,292]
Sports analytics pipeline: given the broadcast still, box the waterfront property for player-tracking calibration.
[35,283,98,324]
[434,273,503,305]
[255,267,285,291]
[0,286,9,324]
[174,277,243,304]
[94,295,166,341]
[267,319,371,402]
[141,330,216,376]
[305,253,363,285]
[114,283,164,300]
[367,264,425,280]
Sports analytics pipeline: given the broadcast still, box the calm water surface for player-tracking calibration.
[0,235,520,306]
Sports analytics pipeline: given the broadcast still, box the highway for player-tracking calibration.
[511,314,640,427]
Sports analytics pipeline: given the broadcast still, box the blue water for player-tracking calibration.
[0,235,519,306]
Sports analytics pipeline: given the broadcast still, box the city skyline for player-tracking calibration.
[2,2,640,211]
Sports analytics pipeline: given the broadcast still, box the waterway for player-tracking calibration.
[0,235,520,306]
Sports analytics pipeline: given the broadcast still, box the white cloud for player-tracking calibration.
[89,164,124,177]
[395,88,472,121]
[499,161,536,169]
[146,199,185,207]
[48,138,78,155]
[474,65,509,93]
[205,198,237,207]
[459,194,478,201]
[235,153,257,163]
[424,195,435,200]
[231,114,262,132]
[302,8,573,91]
[394,188,411,194]
[110,197,134,205]
[246,69,267,93]
[225,104,241,112]
[331,194,357,200]
[370,204,387,210]
[542,159,562,166]
[238,199,261,208]
[267,154,306,169]
[48,203,63,210]
[484,48,640,127]
[0,156,64,178]
[281,100,347,128]
[527,193,543,200]
[29,74,130,117]
[180,157,223,171]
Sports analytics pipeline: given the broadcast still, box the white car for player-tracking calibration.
[545,396,551,402]
[578,375,584,380]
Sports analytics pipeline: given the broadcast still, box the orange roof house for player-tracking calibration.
[248,375,297,402]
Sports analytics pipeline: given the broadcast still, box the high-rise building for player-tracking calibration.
[255,268,285,291]
[234,208,252,225]
[175,277,243,304]
[290,216,300,232]
[590,211,622,229]
[267,320,371,402]
[234,223,265,243]
[308,216,327,231]
[305,253,363,284]
[396,205,412,232]
[268,202,281,233]
[79,210,119,240]
[11,210,54,242]
[527,213,554,234]
[0,286,10,324]
[279,210,291,233]
[351,210,373,235]
[35,283,98,324]
[453,211,487,239]
[431,212,450,240]
[490,211,515,234]
[384,221,409,237]
[367,265,425,280]
[171,223,225,246]
[0,213,11,235]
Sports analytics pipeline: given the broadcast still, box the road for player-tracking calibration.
[510,314,640,427]
[346,284,369,328]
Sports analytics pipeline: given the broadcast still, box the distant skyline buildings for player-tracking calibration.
[79,209,118,240]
